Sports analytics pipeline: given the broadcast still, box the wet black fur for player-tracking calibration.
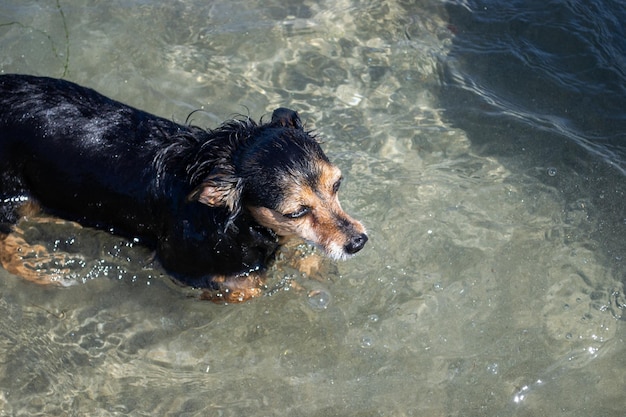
[0,74,326,288]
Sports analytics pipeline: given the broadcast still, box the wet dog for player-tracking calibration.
[0,74,367,302]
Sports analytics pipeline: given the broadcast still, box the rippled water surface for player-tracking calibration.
[0,0,624,415]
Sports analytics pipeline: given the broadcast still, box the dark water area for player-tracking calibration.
[440,0,626,282]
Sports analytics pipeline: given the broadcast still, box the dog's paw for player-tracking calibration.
[199,273,266,304]
[0,229,81,286]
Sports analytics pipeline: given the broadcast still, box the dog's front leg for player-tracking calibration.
[199,272,266,304]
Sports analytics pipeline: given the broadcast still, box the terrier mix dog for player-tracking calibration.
[0,74,367,302]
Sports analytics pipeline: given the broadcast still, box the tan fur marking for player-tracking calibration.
[0,230,71,285]
[0,217,83,286]
[17,200,42,218]
[249,161,366,260]
[200,272,265,303]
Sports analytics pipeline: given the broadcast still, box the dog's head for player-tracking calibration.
[190,108,367,260]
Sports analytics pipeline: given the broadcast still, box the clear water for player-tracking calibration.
[0,0,624,415]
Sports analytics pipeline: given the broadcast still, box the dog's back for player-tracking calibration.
[0,75,183,237]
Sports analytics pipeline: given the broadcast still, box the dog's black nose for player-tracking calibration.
[345,233,368,254]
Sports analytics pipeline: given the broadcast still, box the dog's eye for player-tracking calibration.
[284,206,311,219]
[332,177,343,194]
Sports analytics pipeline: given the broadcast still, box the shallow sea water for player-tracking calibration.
[0,0,624,416]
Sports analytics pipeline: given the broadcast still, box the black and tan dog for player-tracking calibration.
[0,74,367,302]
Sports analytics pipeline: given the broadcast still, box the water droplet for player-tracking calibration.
[360,335,374,348]
[368,314,379,323]
[307,289,331,310]
[487,362,499,375]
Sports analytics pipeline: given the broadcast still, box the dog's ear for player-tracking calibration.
[271,108,303,130]
[188,174,243,216]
